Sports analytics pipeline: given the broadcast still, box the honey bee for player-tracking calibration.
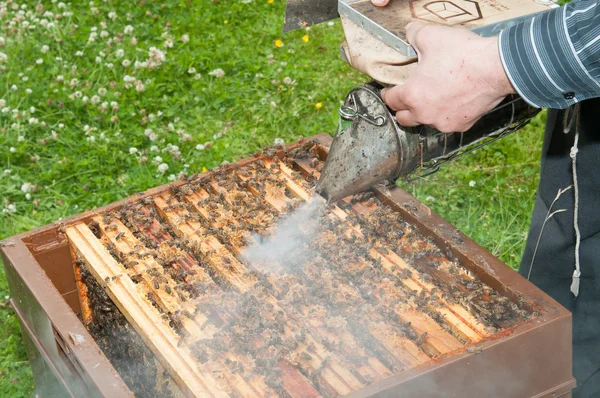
[115,232,125,241]
[105,224,118,232]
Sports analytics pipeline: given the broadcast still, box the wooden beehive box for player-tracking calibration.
[1,134,574,398]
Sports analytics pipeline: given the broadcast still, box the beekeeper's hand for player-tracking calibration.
[373,21,516,132]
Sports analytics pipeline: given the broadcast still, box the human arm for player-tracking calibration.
[374,0,600,132]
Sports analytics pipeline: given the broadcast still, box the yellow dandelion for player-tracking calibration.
[302,34,309,43]
[268,0,274,3]
[274,39,283,48]
[315,102,323,109]
[224,20,228,24]
[201,166,207,173]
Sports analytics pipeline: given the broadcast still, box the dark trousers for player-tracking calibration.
[520,98,600,398]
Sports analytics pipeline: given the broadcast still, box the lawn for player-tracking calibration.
[0,0,543,395]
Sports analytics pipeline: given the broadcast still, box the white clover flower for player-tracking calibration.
[134,60,147,69]
[56,75,64,82]
[148,113,155,122]
[194,74,201,80]
[35,59,44,65]
[18,136,24,142]
[150,145,158,152]
[122,59,130,67]
[135,82,145,92]
[425,196,435,202]
[7,203,17,213]
[168,174,177,181]
[108,11,117,20]
[274,137,285,145]
[41,44,49,53]
[106,62,114,69]
[0,37,5,47]
[58,123,64,128]
[123,75,135,83]
[164,38,173,48]
[30,106,35,113]
[181,34,189,43]
[91,95,100,104]
[98,87,107,96]
[328,21,335,26]
[22,76,28,82]
[129,147,137,154]
[75,50,84,57]
[26,193,31,200]
[3,169,11,175]
[187,67,196,74]
[147,47,166,69]
[25,89,32,94]
[9,147,16,153]
[195,144,205,151]
[100,30,109,38]
[130,37,138,46]
[157,163,169,174]
[88,32,97,42]
[209,68,225,78]
[95,56,102,63]
[1,107,9,113]
[469,180,476,187]
[283,76,293,85]
[21,182,32,193]
[124,25,134,35]
[270,101,277,108]
[0,52,8,63]
[0,99,5,108]
[145,129,157,141]
[58,2,66,9]
[51,131,58,139]
[47,22,55,29]
[28,117,38,124]
[115,48,124,58]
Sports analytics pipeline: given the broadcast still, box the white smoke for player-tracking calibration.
[242,199,326,272]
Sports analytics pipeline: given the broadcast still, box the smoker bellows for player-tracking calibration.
[1,134,574,397]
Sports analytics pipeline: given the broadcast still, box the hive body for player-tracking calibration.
[1,135,574,398]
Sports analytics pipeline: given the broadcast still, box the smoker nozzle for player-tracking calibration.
[316,84,540,203]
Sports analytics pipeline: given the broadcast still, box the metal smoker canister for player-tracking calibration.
[316,84,540,202]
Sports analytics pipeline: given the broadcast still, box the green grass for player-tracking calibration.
[0,0,543,395]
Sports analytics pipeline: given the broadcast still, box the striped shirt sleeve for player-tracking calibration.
[498,0,600,109]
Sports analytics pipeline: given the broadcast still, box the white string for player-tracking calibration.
[566,105,582,297]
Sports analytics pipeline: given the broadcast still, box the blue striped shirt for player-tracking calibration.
[499,0,600,108]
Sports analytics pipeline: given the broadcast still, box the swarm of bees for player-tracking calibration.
[77,139,533,397]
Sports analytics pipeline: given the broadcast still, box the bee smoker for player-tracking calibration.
[315,83,540,202]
